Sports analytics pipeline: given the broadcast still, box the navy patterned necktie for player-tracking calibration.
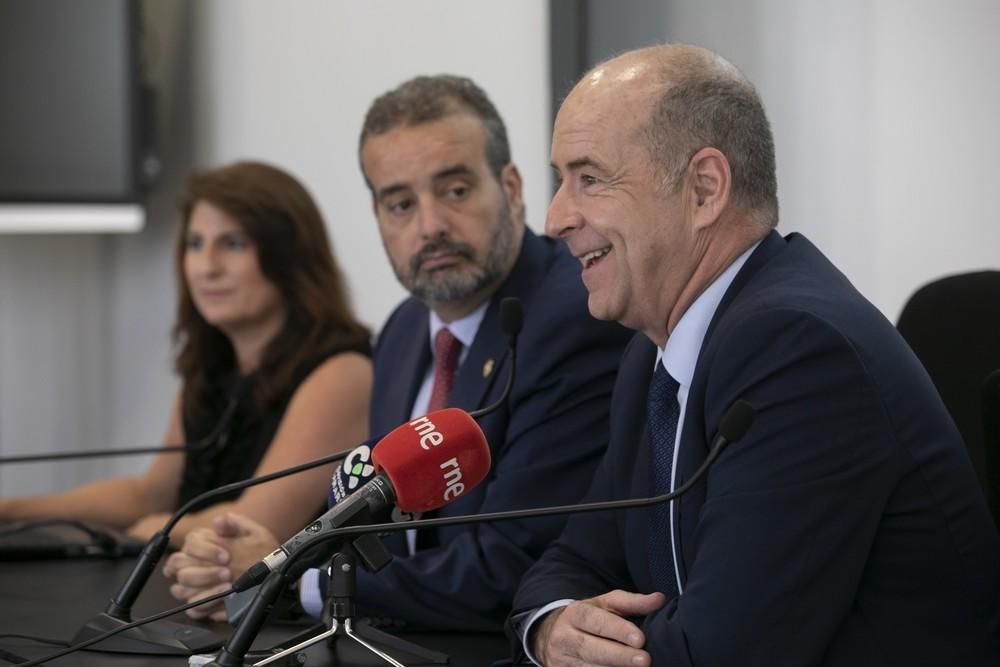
[647,362,681,599]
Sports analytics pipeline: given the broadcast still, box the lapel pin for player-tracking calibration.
[482,359,495,379]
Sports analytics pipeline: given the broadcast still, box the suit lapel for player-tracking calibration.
[449,301,509,413]
[704,230,785,344]
[616,337,661,591]
[675,230,787,579]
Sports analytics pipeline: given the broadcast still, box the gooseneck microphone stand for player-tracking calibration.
[66,396,242,655]
[70,431,357,654]
[209,399,755,666]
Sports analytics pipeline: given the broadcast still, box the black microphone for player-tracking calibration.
[469,297,521,419]
[499,295,524,339]
[0,392,239,465]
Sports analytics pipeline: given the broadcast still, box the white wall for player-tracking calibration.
[188,0,552,328]
[0,236,112,492]
[0,1,550,495]
[661,0,1000,319]
[3,1,997,496]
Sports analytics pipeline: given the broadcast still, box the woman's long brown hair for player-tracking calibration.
[173,160,370,421]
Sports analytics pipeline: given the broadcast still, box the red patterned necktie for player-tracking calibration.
[427,328,463,411]
[416,327,463,551]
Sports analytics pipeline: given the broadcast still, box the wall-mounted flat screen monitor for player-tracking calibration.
[0,0,150,232]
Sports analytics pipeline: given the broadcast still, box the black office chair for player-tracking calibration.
[897,270,1000,529]
[983,369,1000,529]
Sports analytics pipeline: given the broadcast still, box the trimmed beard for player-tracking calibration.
[396,197,515,304]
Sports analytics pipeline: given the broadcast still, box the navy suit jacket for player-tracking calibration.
[510,232,1000,665]
[352,228,633,632]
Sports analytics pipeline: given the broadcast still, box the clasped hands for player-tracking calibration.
[162,512,278,621]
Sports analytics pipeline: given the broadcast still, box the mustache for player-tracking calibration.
[410,238,476,273]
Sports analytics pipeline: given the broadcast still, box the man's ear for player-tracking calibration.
[500,163,525,219]
[687,147,731,229]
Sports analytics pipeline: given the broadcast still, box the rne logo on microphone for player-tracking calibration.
[409,415,444,450]
[440,457,465,500]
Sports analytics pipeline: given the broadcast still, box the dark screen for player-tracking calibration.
[0,0,136,201]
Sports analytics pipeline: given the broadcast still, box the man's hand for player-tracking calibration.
[534,590,666,667]
[162,512,279,620]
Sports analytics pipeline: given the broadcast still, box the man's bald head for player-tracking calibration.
[567,44,779,229]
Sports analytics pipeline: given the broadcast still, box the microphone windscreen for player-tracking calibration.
[372,408,491,513]
[499,297,523,339]
[719,399,756,442]
[329,436,381,506]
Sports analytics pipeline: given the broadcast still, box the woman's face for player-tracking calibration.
[183,200,285,337]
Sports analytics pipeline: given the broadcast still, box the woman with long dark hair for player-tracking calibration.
[0,161,372,546]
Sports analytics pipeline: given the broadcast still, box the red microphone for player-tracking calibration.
[233,408,490,591]
[374,408,492,512]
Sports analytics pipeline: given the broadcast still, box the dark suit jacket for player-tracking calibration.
[510,232,1000,665]
[353,228,633,632]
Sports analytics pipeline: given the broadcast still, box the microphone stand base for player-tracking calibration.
[253,617,448,667]
[72,611,225,655]
[339,618,448,664]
